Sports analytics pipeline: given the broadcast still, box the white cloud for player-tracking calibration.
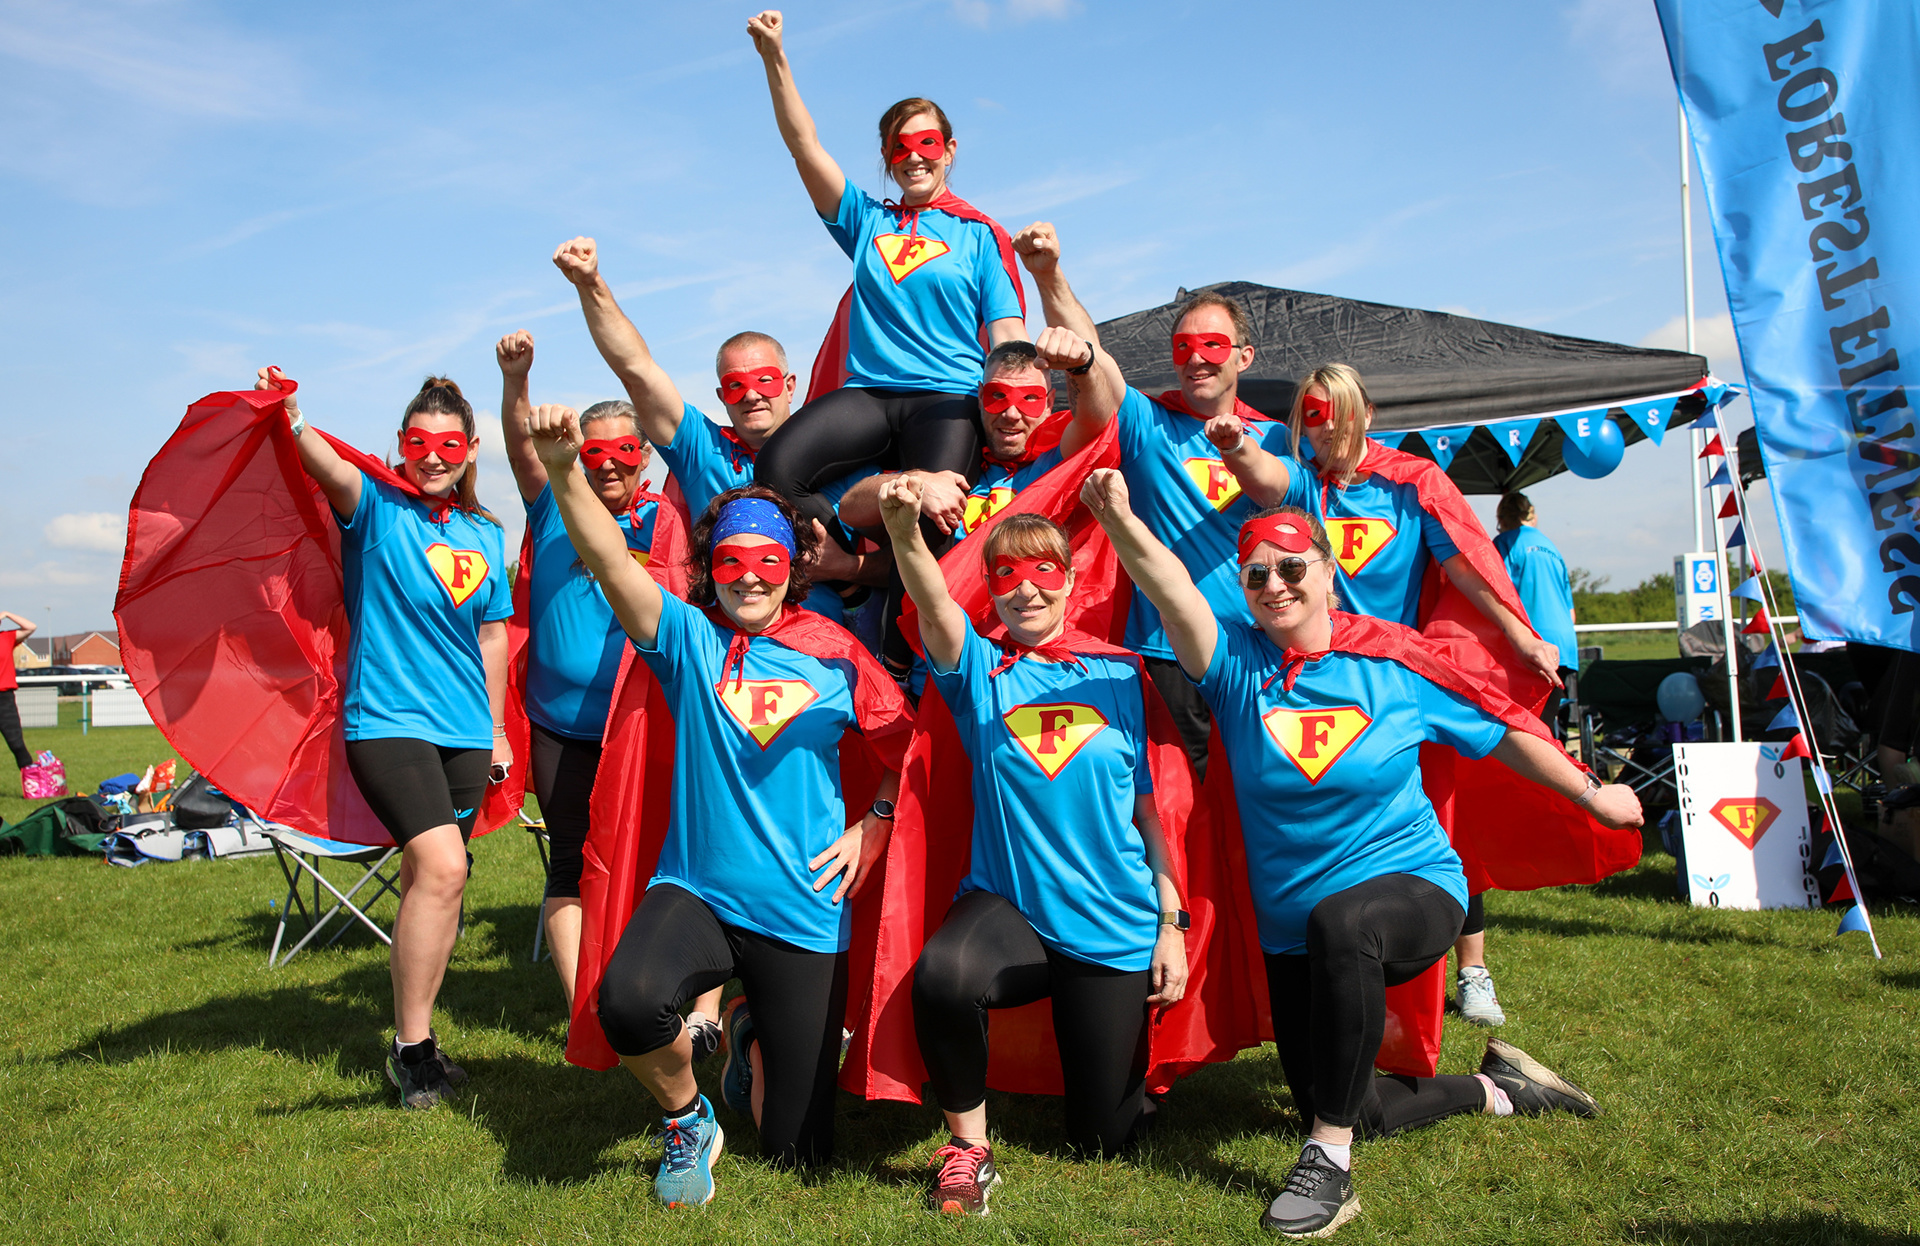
[1638,313,1744,379]
[44,512,127,552]
[0,559,101,587]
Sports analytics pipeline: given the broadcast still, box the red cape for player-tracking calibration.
[566,603,914,1070]
[116,381,513,846]
[480,486,689,833]
[806,191,1027,403]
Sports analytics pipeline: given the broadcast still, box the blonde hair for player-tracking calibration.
[1288,363,1373,485]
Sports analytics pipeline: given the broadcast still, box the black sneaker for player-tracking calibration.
[386,1037,454,1110]
[928,1138,1001,1216]
[686,1014,723,1063]
[1260,1143,1359,1238]
[1479,1039,1601,1118]
[429,1031,468,1087]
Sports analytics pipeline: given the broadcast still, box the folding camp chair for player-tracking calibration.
[521,809,551,963]
[252,814,401,968]
[1572,656,1720,809]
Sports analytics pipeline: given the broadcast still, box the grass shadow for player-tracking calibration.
[1621,1213,1920,1244]
[1493,911,1776,948]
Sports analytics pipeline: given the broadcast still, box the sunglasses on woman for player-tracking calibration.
[1239,556,1328,589]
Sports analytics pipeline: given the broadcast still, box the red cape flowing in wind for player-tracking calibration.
[478,486,689,833]
[566,603,915,1071]
[116,380,514,846]
[806,190,1028,403]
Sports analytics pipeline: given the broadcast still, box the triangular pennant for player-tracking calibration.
[1698,434,1725,459]
[1828,874,1857,904]
[1717,492,1741,519]
[1371,431,1408,450]
[1419,425,1477,471]
[1732,575,1765,602]
[1630,398,1674,446]
[1821,839,1844,869]
[1767,702,1799,732]
[1781,732,1811,760]
[1705,463,1731,489]
[1554,411,1605,453]
[1837,904,1872,935]
[1726,522,1747,549]
[1489,419,1539,466]
[1743,607,1771,636]
[1766,672,1788,700]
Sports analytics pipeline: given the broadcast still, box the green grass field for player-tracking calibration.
[4,715,1918,1244]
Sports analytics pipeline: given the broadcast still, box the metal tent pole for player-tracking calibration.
[1682,105,1706,553]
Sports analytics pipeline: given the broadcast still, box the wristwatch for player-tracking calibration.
[287,409,308,437]
[1158,909,1191,932]
[1573,773,1602,807]
[1066,338,1096,376]
[870,799,897,820]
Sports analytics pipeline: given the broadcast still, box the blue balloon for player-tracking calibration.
[1562,416,1626,478]
[1656,671,1707,723]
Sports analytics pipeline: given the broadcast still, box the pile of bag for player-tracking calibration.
[22,750,65,799]
[0,765,273,864]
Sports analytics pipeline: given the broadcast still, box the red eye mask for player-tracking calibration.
[720,369,785,405]
[401,431,472,463]
[1172,333,1235,366]
[580,437,646,468]
[980,383,1049,418]
[1237,514,1315,562]
[711,540,792,586]
[1301,392,1334,427]
[988,554,1069,595]
[889,128,947,165]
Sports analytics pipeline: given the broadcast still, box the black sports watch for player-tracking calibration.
[1158,909,1191,932]
[870,799,897,820]
[1066,337,1097,375]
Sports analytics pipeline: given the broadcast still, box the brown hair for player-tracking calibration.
[684,485,818,609]
[1287,363,1373,485]
[878,97,953,170]
[1173,291,1253,349]
[981,514,1072,575]
[1497,491,1536,529]
[396,376,499,526]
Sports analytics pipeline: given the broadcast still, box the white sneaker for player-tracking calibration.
[1456,966,1506,1027]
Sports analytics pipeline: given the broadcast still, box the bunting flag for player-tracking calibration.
[1705,462,1732,490]
[1752,643,1780,671]
[1742,608,1772,636]
[1726,522,1747,549]
[1627,399,1674,446]
[1781,733,1811,761]
[1767,702,1799,732]
[1371,431,1409,450]
[1731,575,1765,602]
[1822,838,1844,869]
[1418,425,1477,471]
[1837,905,1872,936]
[1554,411,1609,454]
[1766,672,1788,701]
[1698,434,1725,460]
[1490,419,1539,465]
[1717,492,1741,519]
[1829,874,1857,904]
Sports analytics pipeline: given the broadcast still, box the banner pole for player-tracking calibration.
[1681,104,1706,552]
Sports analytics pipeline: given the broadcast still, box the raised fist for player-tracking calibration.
[877,473,926,542]
[746,10,784,56]
[496,330,534,379]
[256,366,300,421]
[1012,221,1060,276]
[552,237,599,287]
[1204,413,1248,454]
[527,403,582,469]
[1080,468,1131,520]
[1034,325,1092,374]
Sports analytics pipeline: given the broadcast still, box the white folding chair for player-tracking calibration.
[253,815,401,968]
[521,810,552,963]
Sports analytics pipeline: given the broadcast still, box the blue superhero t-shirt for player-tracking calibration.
[825,181,1023,393]
[1195,618,1505,954]
[635,594,866,953]
[1115,388,1310,659]
[929,627,1158,971]
[523,484,658,740]
[1496,526,1578,670]
[1311,469,1460,627]
[338,474,513,747]
[956,447,1065,539]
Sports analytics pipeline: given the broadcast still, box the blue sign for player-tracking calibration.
[1657,0,1920,651]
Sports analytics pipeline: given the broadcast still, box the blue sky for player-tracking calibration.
[0,0,1771,637]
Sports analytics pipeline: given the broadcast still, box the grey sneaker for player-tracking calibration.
[1456,966,1506,1027]
[385,1037,454,1110]
[1479,1039,1600,1118]
[1260,1143,1359,1238]
[686,1014,723,1064]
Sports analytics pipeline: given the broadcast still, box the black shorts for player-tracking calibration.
[530,721,602,899]
[344,737,490,846]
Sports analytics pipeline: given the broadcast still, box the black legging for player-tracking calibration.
[1145,656,1214,780]
[597,883,847,1167]
[529,722,601,899]
[1460,891,1486,938]
[1263,873,1483,1137]
[0,690,31,769]
[343,738,489,846]
[753,386,983,553]
[912,889,1151,1156]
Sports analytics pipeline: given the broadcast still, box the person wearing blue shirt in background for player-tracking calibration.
[553,236,887,618]
[745,10,1027,563]
[258,367,512,1113]
[1084,468,1637,1240]
[1495,491,1579,701]
[495,330,730,1057]
[880,477,1188,1216]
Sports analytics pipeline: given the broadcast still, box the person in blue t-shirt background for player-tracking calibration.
[1083,469,1638,1239]
[529,400,905,1208]
[257,367,513,1113]
[745,10,1026,560]
[879,477,1188,1216]
[495,330,729,1054]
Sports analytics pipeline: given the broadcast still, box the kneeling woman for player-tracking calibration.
[880,476,1188,1216]
[1082,470,1640,1240]
[528,406,907,1207]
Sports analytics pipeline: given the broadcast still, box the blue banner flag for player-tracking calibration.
[1371,431,1408,451]
[1837,905,1872,935]
[1490,419,1540,465]
[1554,411,1608,454]
[1733,575,1766,601]
[1705,462,1733,490]
[1419,425,1477,471]
[1657,0,1920,651]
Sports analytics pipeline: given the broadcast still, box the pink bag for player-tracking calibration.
[23,750,66,800]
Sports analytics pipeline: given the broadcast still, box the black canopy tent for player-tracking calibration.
[1092,281,1712,495]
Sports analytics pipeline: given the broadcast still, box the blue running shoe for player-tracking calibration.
[654,1095,724,1208]
[720,999,755,1118]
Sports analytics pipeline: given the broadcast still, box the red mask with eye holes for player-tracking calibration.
[1172,333,1235,367]
[720,369,786,405]
[987,554,1068,596]
[580,437,646,469]
[889,129,947,165]
[711,540,792,586]
[401,430,472,463]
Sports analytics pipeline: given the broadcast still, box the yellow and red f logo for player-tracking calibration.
[717,679,820,749]
[1326,518,1398,576]
[1182,457,1243,512]
[1709,796,1780,849]
[1003,702,1109,779]
[874,234,951,283]
[1261,705,1373,784]
[424,543,490,608]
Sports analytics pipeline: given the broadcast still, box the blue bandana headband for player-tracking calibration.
[712,497,796,556]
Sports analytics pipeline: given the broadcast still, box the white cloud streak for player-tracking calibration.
[44,512,127,552]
